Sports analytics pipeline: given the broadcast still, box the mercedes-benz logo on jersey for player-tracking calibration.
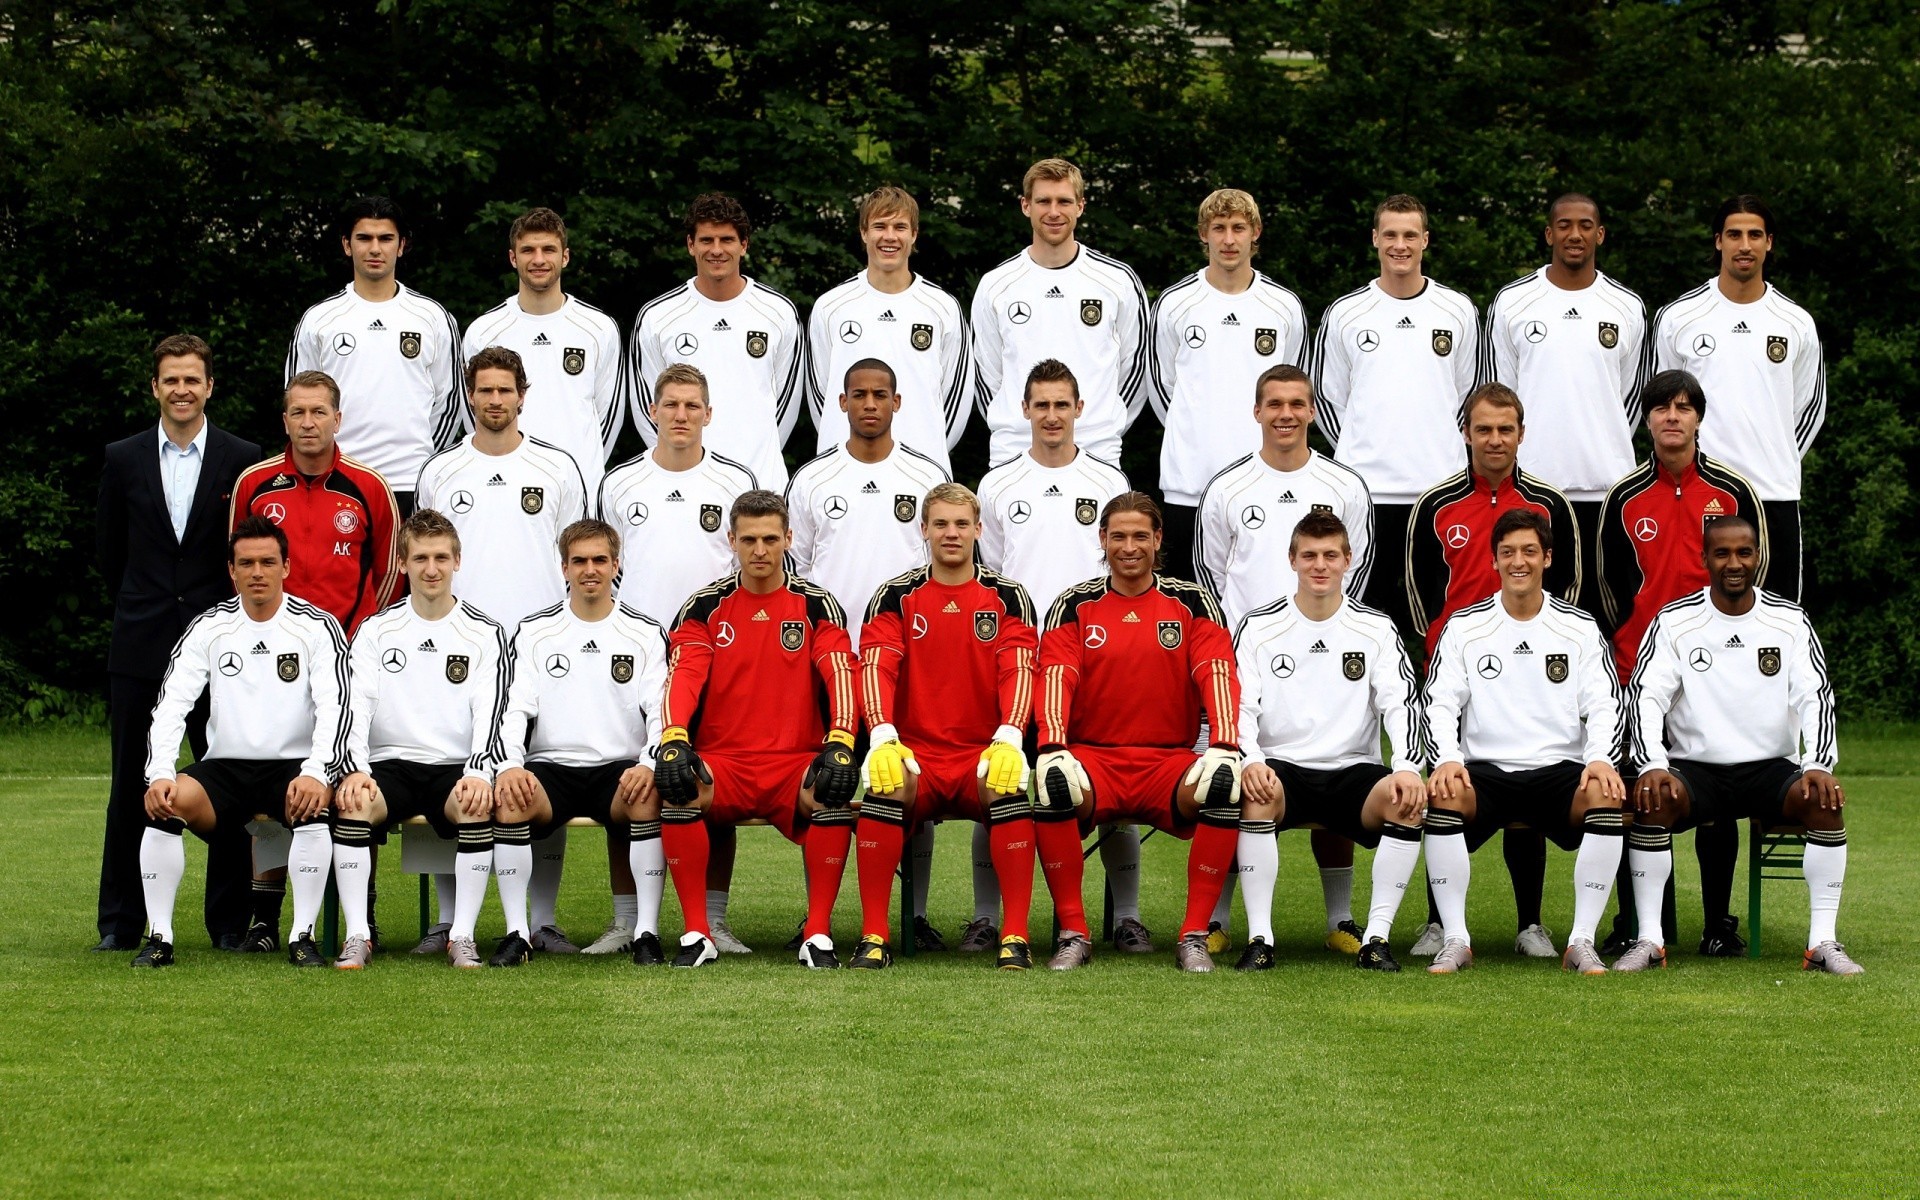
[1476,654,1503,679]
[911,613,929,640]
[625,501,648,525]
[1692,333,1716,357]
[1445,523,1470,549]
[673,333,700,356]
[1083,625,1107,649]
[449,490,474,515]
[1008,500,1031,525]
[838,320,862,343]
[1355,329,1379,353]
[824,496,848,520]
[263,502,287,524]
[331,332,356,356]
[218,652,242,677]
[1183,325,1207,349]
[1689,647,1713,672]
[714,621,736,647]
[1523,320,1548,344]
[1007,301,1031,325]
[381,648,407,673]
[545,653,570,677]
[1270,653,1295,678]
[1633,517,1658,542]
[1241,506,1265,529]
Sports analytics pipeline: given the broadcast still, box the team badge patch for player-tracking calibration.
[1080,299,1103,327]
[521,487,544,515]
[399,331,422,359]
[1758,646,1782,676]
[1767,335,1789,364]
[1254,327,1278,357]
[1310,503,1334,514]
[894,494,917,523]
[910,323,934,351]
[974,611,999,642]
[1342,651,1367,681]
[445,654,469,684]
[1157,620,1182,649]
[699,504,722,532]
[1075,497,1098,525]
[611,654,634,684]
[276,653,301,683]
[333,508,359,534]
[1432,329,1454,357]
[745,331,769,359]
[780,620,805,651]
[1545,653,1570,684]
[1598,321,1620,349]
[563,347,586,376]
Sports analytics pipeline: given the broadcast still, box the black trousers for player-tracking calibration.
[1363,502,1418,643]
[1760,499,1801,602]
[1160,502,1199,583]
[101,674,252,943]
[1569,500,1606,622]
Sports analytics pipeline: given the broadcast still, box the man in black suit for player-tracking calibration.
[95,334,261,950]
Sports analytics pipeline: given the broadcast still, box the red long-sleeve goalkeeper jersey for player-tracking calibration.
[1038,574,1238,751]
[664,571,856,753]
[230,445,401,636]
[860,565,1037,751]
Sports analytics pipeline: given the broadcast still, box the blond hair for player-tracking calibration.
[922,482,981,521]
[856,186,919,233]
[1197,188,1261,240]
[654,362,710,406]
[1022,157,1085,201]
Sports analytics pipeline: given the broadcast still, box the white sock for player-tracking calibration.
[1803,833,1847,948]
[970,823,1001,922]
[494,839,533,938]
[1236,823,1278,945]
[707,889,730,927]
[1363,825,1422,944]
[430,872,456,934]
[910,825,935,919]
[139,826,186,944]
[288,823,333,939]
[1423,810,1471,945]
[531,828,566,930]
[1320,865,1354,931]
[612,893,639,930]
[631,831,665,936]
[332,839,372,941]
[1569,811,1625,944]
[1100,824,1142,921]
[451,842,491,942]
[1626,827,1672,946]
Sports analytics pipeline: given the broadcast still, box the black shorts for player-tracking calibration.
[1667,758,1801,833]
[370,760,464,840]
[179,758,308,827]
[1464,761,1584,850]
[527,760,635,829]
[1271,761,1391,847]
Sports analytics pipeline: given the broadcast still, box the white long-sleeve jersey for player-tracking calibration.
[1312,278,1480,504]
[1628,589,1835,774]
[1234,596,1422,773]
[976,448,1130,615]
[462,295,625,495]
[1651,281,1825,501]
[146,596,349,785]
[971,246,1149,465]
[345,598,505,778]
[1194,450,1374,628]
[785,442,948,651]
[627,278,805,489]
[1480,267,1648,502]
[415,434,587,630]
[597,449,758,628]
[1424,594,1621,771]
[807,273,971,472]
[496,602,668,769]
[286,282,464,487]
[1150,269,1310,505]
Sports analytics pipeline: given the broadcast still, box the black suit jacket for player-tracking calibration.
[98,423,261,680]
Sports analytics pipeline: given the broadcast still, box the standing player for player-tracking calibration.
[1420,510,1626,975]
[628,194,805,488]
[1232,511,1426,971]
[332,510,506,969]
[1624,516,1858,974]
[1651,195,1824,600]
[286,195,462,513]
[654,490,862,969]
[1151,188,1308,572]
[490,519,671,968]
[462,207,624,495]
[1033,493,1246,972]
[851,483,1039,969]
[807,187,971,474]
[1313,194,1479,633]
[972,158,1148,466]
[133,517,348,968]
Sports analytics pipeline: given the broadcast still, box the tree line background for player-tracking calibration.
[2,0,1915,722]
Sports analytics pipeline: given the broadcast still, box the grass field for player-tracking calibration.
[2,726,1916,1198]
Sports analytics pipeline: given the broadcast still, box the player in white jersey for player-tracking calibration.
[1232,511,1426,972]
[1625,515,1858,974]
[807,187,971,473]
[971,358,1141,954]
[628,193,805,488]
[134,517,349,968]
[1150,188,1308,571]
[285,196,462,506]
[462,207,624,494]
[1420,509,1627,975]
[1651,195,1825,601]
[1312,194,1479,633]
[971,157,1149,465]
[331,510,505,969]
[491,519,671,968]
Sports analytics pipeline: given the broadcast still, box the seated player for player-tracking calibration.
[654,490,862,969]
[1033,492,1245,972]
[331,510,506,968]
[1421,509,1627,974]
[134,517,348,968]
[491,519,670,967]
[1232,511,1426,971]
[1624,516,1858,974]
[852,482,1039,969]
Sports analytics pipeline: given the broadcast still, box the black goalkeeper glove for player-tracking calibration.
[804,730,860,808]
[654,728,710,807]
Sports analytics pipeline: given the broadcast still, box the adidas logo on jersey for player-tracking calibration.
[532,333,551,346]
[752,609,770,621]
[1278,490,1296,502]
[713,318,732,331]
[251,641,270,654]
[487,474,505,486]
[1725,634,1744,648]
[1044,485,1061,496]
[368,319,387,330]
[1732,321,1750,333]
[878,310,897,322]
[419,639,437,652]
[1046,286,1064,298]
[1704,498,1725,514]
[666,490,684,501]
[1396,316,1414,329]
[942,601,960,613]
[1222,313,1240,326]
[1309,640,1327,653]
[581,640,600,653]
[1515,641,1534,654]
[862,482,879,493]
[1563,307,1581,319]
[1123,612,1141,623]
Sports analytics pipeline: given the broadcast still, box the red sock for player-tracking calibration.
[1181,821,1239,936]
[854,816,905,940]
[661,818,711,938]
[1033,818,1088,938]
[803,819,854,940]
[990,818,1037,942]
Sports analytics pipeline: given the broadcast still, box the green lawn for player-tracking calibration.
[2,726,1915,1198]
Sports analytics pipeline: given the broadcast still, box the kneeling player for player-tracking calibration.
[1233,512,1426,971]
[492,519,670,966]
[853,483,1039,969]
[1421,510,1627,974]
[332,510,506,968]
[1626,516,1858,974]
[135,517,348,967]
[1034,492,1245,972]
[655,490,862,968]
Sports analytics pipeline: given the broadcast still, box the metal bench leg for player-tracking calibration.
[898,830,917,959]
[1747,821,1763,959]
[419,872,431,941]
